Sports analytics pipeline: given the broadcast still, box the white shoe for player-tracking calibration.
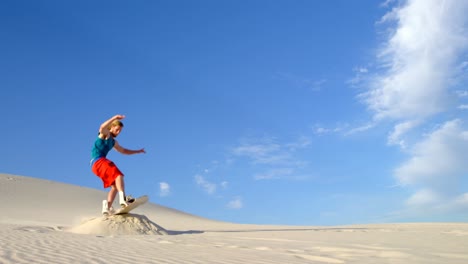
[102,200,113,215]
[119,195,135,208]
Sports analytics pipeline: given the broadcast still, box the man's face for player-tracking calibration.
[110,125,123,137]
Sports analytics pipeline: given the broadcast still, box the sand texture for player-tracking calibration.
[1,173,467,264]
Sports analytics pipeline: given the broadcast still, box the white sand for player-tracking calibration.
[1,173,467,263]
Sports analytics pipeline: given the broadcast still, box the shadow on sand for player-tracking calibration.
[165,230,205,235]
[163,227,370,235]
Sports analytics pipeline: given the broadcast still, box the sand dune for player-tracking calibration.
[1,173,467,264]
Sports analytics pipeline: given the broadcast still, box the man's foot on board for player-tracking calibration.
[102,200,115,215]
[119,195,135,208]
[126,195,135,203]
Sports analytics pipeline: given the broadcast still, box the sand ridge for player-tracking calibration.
[67,213,169,236]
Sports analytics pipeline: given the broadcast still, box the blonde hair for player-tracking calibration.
[109,120,124,129]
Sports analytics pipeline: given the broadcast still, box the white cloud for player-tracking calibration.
[194,175,217,194]
[231,136,311,181]
[313,124,344,135]
[394,119,468,216]
[227,197,243,209]
[345,122,376,135]
[348,66,370,87]
[454,193,468,209]
[361,0,468,121]
[391,190,468,220]
[232,138,282,165]
[387,120,421,148]
[232,136,309,166]
[352,0,468,220]
[405,189,440,207]
[380,0,396,8]
[357,67,368,73]
[286,136,311,150]
[395,119,468,188]
[312,122,376,136]
[159,182,170,197]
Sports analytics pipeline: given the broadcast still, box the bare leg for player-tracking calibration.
[107,185,117,208]
[115,175,125,192]
[107,175,124,208]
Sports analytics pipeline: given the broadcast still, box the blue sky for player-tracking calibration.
[1,0,468,226]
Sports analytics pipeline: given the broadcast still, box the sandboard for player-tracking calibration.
[113,195,149,215]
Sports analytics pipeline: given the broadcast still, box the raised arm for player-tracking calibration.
[98,115,125,139]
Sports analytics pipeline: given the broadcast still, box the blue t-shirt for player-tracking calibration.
[91,136,115,162]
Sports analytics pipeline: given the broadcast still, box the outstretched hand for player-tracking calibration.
[138,148,146,154]
[114,114,126,120]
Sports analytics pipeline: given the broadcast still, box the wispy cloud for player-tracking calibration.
[232,136,310,167]
[254,168,294,180]
[313,122,377,136]
[380,0,396,8]
[285,136,311,150]
[348,66,371,87]
[455,90,468,98]
[253,167,311,181]
[192,163,238,210]
[313,124,346,135]
[226,197,243,209]
[159,182,171,197]
[344,122,376,135]
[231,136,312,181]
[387,120,421,149]
[232,138,282,165]
[405,189,440,207]
[311,79,327,92]
[220,181,228,189]
[194,136,312,211]
[194,175,217,194]
[274,72,327,92]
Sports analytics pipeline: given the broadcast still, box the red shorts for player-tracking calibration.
[91,158,124,188]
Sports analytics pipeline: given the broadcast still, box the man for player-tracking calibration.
[90,114,146,214]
